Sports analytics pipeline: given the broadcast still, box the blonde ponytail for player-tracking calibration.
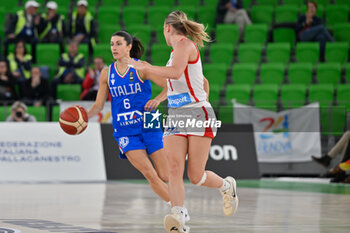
[165,11,211,47]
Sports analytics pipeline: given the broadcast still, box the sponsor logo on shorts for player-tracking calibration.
[168,93,191,107]
[163,126,180,136]
[119,137,129,148]
[116,110,143,126]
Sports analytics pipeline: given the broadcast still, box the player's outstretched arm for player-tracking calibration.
[87,67,109,119]
[138,61,167,88]
[139,67,168,112]
[126,39,193,80]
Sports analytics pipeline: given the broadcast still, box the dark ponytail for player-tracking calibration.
[112,31,144,59]
[130,36,144,59]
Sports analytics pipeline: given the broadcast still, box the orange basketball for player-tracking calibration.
[59,105,88,135]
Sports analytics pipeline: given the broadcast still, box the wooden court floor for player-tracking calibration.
[0,179,350,233]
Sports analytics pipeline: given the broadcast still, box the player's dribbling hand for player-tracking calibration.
[145,99,160,112]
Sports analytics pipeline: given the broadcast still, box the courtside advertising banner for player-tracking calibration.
[60,101,112,123]
[234,102,321,162]
[0,122,106,182]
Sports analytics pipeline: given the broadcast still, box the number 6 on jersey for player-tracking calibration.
[123,98,131,109]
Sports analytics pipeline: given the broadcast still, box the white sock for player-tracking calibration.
[166,201,171,207]
[171,206,190,222]
[171,206,184,215]
[182,206,190,221]
[220,179,230,192]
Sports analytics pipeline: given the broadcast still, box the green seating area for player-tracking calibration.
[219,83,348,135]
[280,84,307,109]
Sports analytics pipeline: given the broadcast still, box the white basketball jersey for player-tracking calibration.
[166,40,207,108]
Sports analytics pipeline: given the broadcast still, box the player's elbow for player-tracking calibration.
[167,66,183,80]
[158,79,167,88]
[170,72,183,80]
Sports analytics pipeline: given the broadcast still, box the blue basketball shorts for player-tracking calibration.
[115,130,164,159]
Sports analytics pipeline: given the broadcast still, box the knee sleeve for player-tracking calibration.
[195,172,207,186]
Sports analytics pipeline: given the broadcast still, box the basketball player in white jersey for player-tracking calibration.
[127,11,238,233]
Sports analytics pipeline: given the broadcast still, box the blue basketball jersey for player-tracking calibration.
[108,60,152,138]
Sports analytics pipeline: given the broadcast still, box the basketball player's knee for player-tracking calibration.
[146,173,159,184]
[143,168,159,184]
[169,162,183,177]
[188,171,207,186]
[158,171,169,183]
[155,167,169,182]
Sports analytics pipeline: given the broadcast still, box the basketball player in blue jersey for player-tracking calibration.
[87,31,171,205]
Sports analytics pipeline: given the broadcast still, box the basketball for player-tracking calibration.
[59,105,88,135]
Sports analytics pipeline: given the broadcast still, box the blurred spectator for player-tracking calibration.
[55,40,85,82]
[51,40,85,98]
[38,1,65,53]
[329,143,350,183]
[311,130,350,183]
[311,131,350,168]
[6,101,36,122]
[4,0,41,63]
[7,40,33,83]
[81,57,106,100]
[0,59,17,101]
[296,1,334,61]
[69,0,96,56]
[216,0,251,39]
[20,67,49,106]
[339,158,350,172]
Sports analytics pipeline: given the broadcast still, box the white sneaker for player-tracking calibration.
[220,176,238,216]
[183,207,190,222]
[164,213,190,233]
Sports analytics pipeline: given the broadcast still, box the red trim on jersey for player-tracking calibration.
[177,38,199,64]
[188,41,200,64]
[174,134,188,138]
[184,66,199,102]
[168,79,174,91]
[201,106,214,138]
[168,50,174,91]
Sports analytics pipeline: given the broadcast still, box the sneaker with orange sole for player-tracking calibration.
[339,159,350,171]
